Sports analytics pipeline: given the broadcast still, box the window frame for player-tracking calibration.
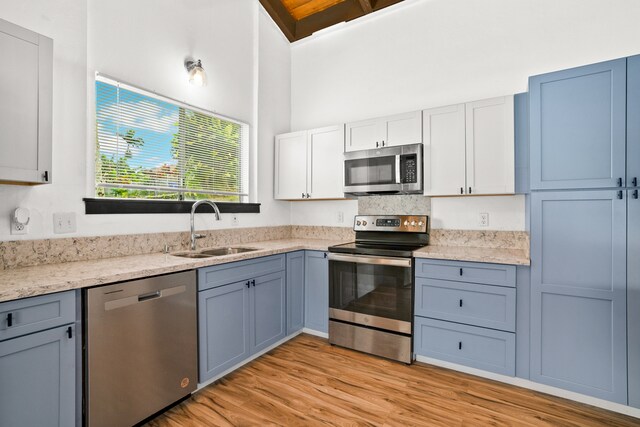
[90,74,254,213]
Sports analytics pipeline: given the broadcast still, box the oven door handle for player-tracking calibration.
[327,253,412,268]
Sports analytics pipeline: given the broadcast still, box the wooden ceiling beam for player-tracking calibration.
[357,0,373,14]
[259,0,297,42]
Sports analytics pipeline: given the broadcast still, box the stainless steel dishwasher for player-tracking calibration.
[85,270,197,427]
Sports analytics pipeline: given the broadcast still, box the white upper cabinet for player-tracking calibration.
[423,104,466,196]
[465,96,515,195]
[275,125,345,200]
[423,96,515,196]
[274,131,307,199]
[345,111,422,152]
[0,18,52,185]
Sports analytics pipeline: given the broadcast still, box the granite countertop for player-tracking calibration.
[414,245,530,266]
[0,238,530,303]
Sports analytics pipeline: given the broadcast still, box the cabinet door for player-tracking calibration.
[250,271,286,354]
[304,251,329,333]
[0,19,52,184]
[286,251,305,335]
[530,190,627,403]
[628,55,640,189]
[380,111,422,148]
[0,325,75,427]
[465,96,515,195]
[198,281,250,382]
[308,125,345,199]
[345,118,379,152]
[422,104,466,196]
[628,189,640,408]
[274,131,308,199]
[529,59,627,190]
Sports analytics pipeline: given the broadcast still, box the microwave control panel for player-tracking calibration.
[401,154,418,184]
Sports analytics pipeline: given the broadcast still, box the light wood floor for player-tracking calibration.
[146,334,640,426]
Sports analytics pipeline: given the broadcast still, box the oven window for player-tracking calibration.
[345,156,396,186]
[329,260,411,322]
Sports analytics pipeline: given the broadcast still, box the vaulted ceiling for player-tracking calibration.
[260,0,405,42]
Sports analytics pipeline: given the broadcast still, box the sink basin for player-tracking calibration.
[171,252,215,259]
[200,247,258,256]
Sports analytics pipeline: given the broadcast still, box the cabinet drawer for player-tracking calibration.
[0,291,75,341]
[415,258,516,287]
[415,278,515,332]
[414,317,515,376]
[198,254,286,291]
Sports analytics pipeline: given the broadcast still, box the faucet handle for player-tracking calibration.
[194,233,205,240]
[163,244,175,254]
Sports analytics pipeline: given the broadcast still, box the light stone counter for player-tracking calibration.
[413,245,530,266]
[0,239,341,303]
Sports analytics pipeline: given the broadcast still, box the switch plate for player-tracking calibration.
[232,214,239,226]
[53,212,77,234]
[479,213,489,227]
[337,211,344,223]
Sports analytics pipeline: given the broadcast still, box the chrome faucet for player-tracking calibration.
[190,200,221,251]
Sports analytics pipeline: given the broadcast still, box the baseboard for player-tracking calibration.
[196,330,303,391]
[415,355,640,419]
[302,327,328,339]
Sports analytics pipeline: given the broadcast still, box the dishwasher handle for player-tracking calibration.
[138,291,161,302]
[104,285,186,311]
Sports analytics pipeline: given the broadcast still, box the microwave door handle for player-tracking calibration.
[395,155,401,184]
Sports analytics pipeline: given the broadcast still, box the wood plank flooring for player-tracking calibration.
[146,334,640,426]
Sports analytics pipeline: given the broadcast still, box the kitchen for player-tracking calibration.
[1,0,639,425]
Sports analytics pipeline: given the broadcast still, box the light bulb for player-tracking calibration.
[186,59,207,87]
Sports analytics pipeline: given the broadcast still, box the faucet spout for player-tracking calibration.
[190,200,222,251]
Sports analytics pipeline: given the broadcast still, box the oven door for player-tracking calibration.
[343,152,401,194]
[328,253,413,334]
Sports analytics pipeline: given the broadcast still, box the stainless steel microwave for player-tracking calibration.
[343,143,423,196]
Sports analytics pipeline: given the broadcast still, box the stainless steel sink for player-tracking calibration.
[200,247,258,256]
[171,252,215,259]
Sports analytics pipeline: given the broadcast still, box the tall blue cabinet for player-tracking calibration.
[529,56,640,405]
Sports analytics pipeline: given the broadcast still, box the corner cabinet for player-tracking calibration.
[345,111,422,152]
[0,292,76,426]
[423,96,515,196]
[0,18,53,185]
[274,125,345,200]
[529,58,627,190]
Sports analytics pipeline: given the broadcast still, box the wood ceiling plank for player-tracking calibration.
[357,0,373,14]
[259,0,297,42]
[294,0,365,40]
[284,0,348,21]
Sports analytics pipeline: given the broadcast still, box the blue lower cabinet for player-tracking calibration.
[198,281,251,383]
[0,324,76,427]
[414,317,515,376]
[628,189,640,408]
[304,251,329,334]
[286,251,305,335]
[250,271,286,353]
[530,190,627,404]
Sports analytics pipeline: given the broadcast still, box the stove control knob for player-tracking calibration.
[411,221,416,226]
[362,220,368,226]
[404,220,409,226]
[418,221,424,226]
[356,221,362,226]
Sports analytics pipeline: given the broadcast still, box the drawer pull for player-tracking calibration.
[246,281,250,288]
[67,326,73,339]
[458,341,462,350]
[459,299,463,307]
[7,312,13,327]
[251,279,256,287]
[459,268,463,276]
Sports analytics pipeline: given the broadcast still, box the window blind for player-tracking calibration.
[95,76,249,202]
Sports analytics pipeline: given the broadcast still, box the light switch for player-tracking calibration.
[53,212,77,234]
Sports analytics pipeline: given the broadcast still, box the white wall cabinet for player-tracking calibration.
[423,96,514,196]
[345,111,422,152]
[275,125,344,200]
[0,18,53,185]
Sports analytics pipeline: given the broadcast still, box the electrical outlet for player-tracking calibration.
[479,213,489,227]
[232,214,239,226]
[336,211,344,223]
[10,219,28,235]
[53,212,77,234]
[10,208,30,235]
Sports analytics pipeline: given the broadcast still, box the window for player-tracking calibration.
[94,76,249,203]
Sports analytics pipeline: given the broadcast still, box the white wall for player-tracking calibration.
[290,0,640,230]
[0,0,292,241]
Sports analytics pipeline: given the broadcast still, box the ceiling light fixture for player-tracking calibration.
[184,59,207,87]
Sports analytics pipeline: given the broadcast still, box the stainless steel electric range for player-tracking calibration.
[328,215,429,363]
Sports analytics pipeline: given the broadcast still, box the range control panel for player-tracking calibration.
[353,215,429,233]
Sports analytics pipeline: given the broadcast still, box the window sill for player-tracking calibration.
[83,198,260,215]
